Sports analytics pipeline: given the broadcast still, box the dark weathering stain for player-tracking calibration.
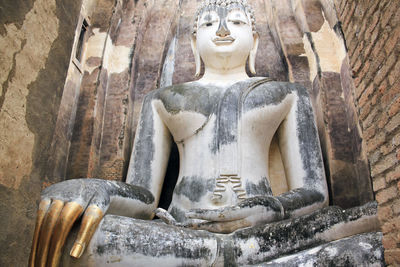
[173,176,215,202]
[0,0,34,35]
[0,39,27,112]
[245,178,273,197]
[292,84,325,189]
[41,178,154,210]
[25,0,82,184]
[96,215,216,261]
[131,92,157,189]
[277,188,325,217]
[169,205,186,222]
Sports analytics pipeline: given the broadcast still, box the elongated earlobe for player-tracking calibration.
[249,33,259,75]
[191,35,201,77]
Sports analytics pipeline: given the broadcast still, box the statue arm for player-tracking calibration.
[125,90,173,209]
[276,85,329,218]
[29,91,172,266]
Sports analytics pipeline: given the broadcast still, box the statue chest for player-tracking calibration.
[153,82,294,145]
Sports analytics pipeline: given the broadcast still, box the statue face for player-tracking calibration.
[195,7,255,71]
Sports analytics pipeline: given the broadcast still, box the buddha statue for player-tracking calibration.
[29,0,329,266]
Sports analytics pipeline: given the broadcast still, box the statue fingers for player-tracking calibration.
[70,205,104,258]
[193,219,251,233]
[155,208,178,225]
[35,199,65,267]
[46,202,84,267]
[187,206,244,222]
[29,199,51,267]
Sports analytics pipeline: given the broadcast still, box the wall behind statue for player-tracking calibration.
[0,0,82,265]
[335,0,400,265]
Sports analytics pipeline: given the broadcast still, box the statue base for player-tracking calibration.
[62,202,383,266]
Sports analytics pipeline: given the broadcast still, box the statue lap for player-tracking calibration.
[61,202,382,266]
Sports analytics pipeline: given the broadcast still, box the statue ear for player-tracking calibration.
[191,34,201,77]
[249,32,259,75]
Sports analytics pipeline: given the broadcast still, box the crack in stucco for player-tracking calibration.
[0,39,27,112]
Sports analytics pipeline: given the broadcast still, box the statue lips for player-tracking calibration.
[213,36,235,45]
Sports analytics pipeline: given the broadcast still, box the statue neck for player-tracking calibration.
[198,65,249,87]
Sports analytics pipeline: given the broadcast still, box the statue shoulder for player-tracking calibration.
[253,79,310,98]
[142,82,213,115]
[143,82,200,101]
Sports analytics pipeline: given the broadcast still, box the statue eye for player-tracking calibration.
[230,20,244,25]
[206,22,213,27]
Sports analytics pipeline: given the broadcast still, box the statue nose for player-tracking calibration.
[216,23,230,37]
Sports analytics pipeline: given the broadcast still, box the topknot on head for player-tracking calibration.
[192,0,256,36]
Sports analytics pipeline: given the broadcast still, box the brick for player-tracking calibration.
[370,92,379,106]
[387,165,400,182]
[382,233,397,249]
[381,142,395,156]
[384,26,400,55]
[369,150,381,165]
[366,130,385,153]
[378,79,388,95]
[371,32,389,58]
[388,96,400,117]
[363,106,378,130]
[381,3,396,27]
[373,176,386,191]
[374,52,398,86]
[364,124,376,140]
[384,249,400,265]
[359,102,371,120]
[381,217,400,234]
[375,185,398,204]
[363,25,380,56]
[386,112,400,133]
[377,112,389,129]
[388,60,400,86]
[372,152,397,176]
[364,12,380,40]
[351,41,363,61]
[354,76,364,90]
[389,2,400,27]
[378,204,394,222]
[352,57,362,73]
[365,1,380,21]
[356,61,371,87]
[378,204,394,221]
[393,132,400,146]
[393,199,400,214]
[355,79,366,100]
[358,83,374,108]
[382,84,400,107]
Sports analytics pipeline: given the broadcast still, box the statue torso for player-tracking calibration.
[150,78,299,221]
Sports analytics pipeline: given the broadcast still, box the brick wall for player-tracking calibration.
[335,0,400,265]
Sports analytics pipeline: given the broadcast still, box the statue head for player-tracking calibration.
[191,0,259,77]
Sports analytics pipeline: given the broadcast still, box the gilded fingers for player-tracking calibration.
[36,199,65,267]
[47,202,84,267]
[70,205,103,258]
[29,199,51,267]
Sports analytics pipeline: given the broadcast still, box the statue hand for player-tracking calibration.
[29,178,154,267]
[187,196,284,233]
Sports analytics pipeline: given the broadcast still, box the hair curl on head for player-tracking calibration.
[192,0,256,36]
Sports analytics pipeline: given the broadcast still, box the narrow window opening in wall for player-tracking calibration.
[75,19,89,63]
